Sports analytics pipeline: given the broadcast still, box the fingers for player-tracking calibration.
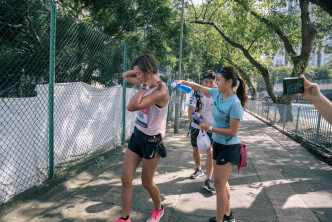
[300,74,310,86]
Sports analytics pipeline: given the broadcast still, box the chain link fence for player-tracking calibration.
[1,0,52,207]
[0,1,185,207]
[245,100,332,153]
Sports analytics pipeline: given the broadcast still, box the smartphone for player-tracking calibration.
[283,77,304,95]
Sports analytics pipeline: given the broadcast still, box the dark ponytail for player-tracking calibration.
[236,78,248,107]
[218,67,248,107]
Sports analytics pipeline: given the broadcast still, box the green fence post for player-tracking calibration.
[48,2,56,179]
[122,43,127,145]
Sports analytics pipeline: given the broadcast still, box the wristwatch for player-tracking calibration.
[140,83,149,90]
[208,125,213,133]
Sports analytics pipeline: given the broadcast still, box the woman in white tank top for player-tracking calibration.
[115,54,169,222]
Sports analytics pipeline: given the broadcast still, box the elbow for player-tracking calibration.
[122,72,130,80]
[126,104,135,112]
[229,131,237,137]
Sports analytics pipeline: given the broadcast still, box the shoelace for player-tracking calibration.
[152,209,162,220]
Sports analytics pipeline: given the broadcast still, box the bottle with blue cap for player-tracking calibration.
[170,79,192,93]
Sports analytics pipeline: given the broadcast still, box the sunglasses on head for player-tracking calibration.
[218,68,231,76]
[202,72,216,79]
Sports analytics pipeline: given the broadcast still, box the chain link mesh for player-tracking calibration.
[0,0,184,206]
[1,0,51,206]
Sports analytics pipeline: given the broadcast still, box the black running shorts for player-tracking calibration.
[128,127,167,159]
[213,142,240,166]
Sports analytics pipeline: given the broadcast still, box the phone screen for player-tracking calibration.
[283,77,304,95]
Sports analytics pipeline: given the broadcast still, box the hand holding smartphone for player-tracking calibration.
[283,77,304,95]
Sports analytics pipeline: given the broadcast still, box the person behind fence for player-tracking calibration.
[116,54,169,222]
[298,75,332,125]
[175,67,248,222]
[188,70,216,192]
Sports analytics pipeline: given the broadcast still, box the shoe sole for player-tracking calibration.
[146,211,164,222]
[190,173,204,179]
[203,184,215,192]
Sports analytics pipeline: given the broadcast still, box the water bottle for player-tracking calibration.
[170,79,192,94]
[192,111,204,124]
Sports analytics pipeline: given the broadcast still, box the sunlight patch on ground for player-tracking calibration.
[282,192,332,209]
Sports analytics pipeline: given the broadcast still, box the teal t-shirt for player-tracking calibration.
[208,88,243,145]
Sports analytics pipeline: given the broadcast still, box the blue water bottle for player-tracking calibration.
[171,79,192,94]
[192,111,204,124]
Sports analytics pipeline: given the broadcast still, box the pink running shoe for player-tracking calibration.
[146,207,164,222]
[115,217,131,222]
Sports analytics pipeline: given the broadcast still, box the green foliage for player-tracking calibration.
[0,0,50,97]
[55,16,124,86]
[64,0,180,68]
[2,0,331,99]
[305,60,332,80]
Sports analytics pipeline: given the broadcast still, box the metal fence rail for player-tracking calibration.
[0,1,185,207]
[245,100,332,152]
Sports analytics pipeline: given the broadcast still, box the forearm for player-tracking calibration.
[188,113,194,122]
[122,70,142,86]
[126,89,146,111]
[179,80,210,96]
[180,81,204,91]
[200,121,238,137]
[313,93,332,125]
[211,127,237,137]
[122,70,136,79]
[188,106,195,121]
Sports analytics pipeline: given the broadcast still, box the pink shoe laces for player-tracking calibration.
[152,208,164,220]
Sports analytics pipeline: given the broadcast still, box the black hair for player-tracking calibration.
[218,67,248,107]
[201,70,216,79]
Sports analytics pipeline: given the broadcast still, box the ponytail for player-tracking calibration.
[236,78,248,107]
[218,67,248,107]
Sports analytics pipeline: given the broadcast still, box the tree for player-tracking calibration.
[188,0,331,122]
[57,0,181,68]
[189,1,331,99]
[308,0,332,16]
[0,0,50,97]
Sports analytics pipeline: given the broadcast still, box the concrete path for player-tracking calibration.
[1,112,331,222]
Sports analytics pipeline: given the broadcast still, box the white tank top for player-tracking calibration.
[135,84,168,138]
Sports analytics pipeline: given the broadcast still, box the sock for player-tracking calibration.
[120,215,129,220]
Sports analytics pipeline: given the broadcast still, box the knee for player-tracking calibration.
[214,180,227,193]
[206,148,213,157]
[121,173,133,186]
[142,179,154,190]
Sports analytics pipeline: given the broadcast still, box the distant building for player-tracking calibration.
[272,1,331,67]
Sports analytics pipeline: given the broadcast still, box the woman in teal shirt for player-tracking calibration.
[175,67,248,222]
